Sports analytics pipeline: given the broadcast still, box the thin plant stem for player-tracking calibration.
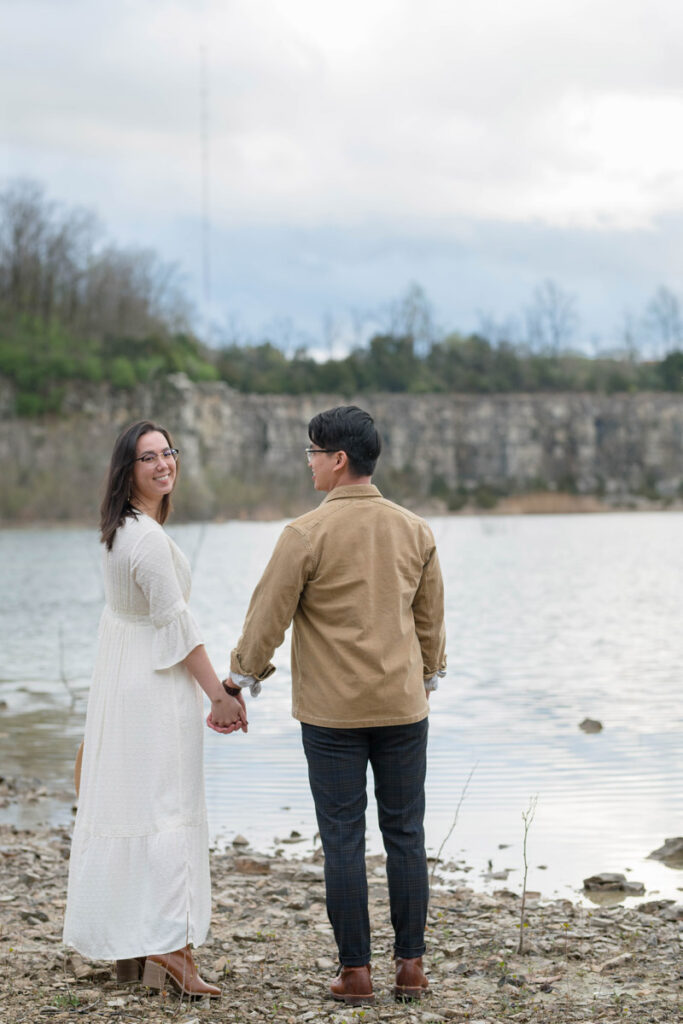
[430,763,477,891]
[517,794,538,954]
[58,622,77,707]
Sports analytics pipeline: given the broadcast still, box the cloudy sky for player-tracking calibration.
[2,0,683,351]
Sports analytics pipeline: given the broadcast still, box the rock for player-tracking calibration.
[579,717,603,733]
[647,837,683,866]
[583,873,645,893]
[637,899,676,915]
[294,864,325,881]
[596,952,634,972]
[315,957,336,970]
[233,856,270,875]
[279,830,305,844]
[67,953,95,980]
[286,898,309,911]
[18,872,40,887]
[232,834,249,847]
[20,908,49,922]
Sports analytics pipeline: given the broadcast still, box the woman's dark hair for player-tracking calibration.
[100,420,177,550]
[308,405,381,477]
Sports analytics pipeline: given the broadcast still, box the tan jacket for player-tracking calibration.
[230,484,446,728]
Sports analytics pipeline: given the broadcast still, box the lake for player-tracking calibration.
[1,512,682,906]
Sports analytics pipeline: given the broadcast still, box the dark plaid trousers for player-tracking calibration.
[301,718,429,965]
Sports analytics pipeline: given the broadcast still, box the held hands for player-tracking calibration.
[207,686,248,735]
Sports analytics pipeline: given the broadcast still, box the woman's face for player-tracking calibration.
[130,430,177,510]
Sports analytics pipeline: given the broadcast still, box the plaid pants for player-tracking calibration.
[301,718,429,965]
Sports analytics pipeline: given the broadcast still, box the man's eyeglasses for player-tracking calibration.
[304,447,337,464]
[132,448,179,464]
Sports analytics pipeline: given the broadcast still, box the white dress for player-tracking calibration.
[63,513,211,959]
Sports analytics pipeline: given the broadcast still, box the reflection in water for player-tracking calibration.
[2,513,683,904]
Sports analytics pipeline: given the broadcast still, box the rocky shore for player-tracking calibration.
[1,781,682,1024]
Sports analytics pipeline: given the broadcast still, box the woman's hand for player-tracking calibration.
[182,645,249,735]
[207,691,248,734]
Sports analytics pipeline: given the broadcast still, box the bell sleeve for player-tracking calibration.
[131,526,204,671]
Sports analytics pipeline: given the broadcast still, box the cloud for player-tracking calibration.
[4,0,683,227]
[2,0,683,335]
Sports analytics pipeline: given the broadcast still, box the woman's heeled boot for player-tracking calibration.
[115,957,146,983]
[142,944,220,998]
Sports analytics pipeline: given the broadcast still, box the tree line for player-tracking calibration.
[1,179,683,414]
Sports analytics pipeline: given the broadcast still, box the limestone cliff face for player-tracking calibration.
[1,374,682,521]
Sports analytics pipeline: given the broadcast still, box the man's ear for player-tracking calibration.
[334,450,348,471]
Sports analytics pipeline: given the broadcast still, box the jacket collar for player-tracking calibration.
[322,484,382,503]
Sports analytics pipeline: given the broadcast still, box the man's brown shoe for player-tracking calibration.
[394,956,429,1001]
[329,964,375,1005]
[142,945,220,999]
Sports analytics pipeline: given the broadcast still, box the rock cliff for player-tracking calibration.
[1,374,682,521]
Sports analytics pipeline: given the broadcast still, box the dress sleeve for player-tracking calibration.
[131,527,204,671]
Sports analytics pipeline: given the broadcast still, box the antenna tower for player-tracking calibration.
[199,42,212,341]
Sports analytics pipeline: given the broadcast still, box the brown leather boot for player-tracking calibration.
[116,957,146,983]
[329,964,375,1005]
[394,955,429,1001]
[142,945,220,999]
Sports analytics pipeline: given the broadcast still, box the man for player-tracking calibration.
[226,405,446,1004]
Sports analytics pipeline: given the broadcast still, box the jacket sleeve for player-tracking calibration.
[131,528,203,671]
[412,531,447,679]
[230,525,314,681]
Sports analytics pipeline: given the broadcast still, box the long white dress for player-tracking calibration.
[63,513,211,959]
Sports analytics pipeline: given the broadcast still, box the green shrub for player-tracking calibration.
[110,356,137,389]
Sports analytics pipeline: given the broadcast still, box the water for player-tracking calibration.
[1,513,682,905]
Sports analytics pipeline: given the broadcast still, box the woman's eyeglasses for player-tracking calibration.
[132,448,179,464]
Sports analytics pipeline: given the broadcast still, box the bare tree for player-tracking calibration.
[218,312,251,348]
[477,310,521,347]
[643,286,683,358]
[0,178,191,339]
[387,281,437,355]
[0,179,53,315]
[348,304,380,349]
[81,246,190,338]
[525,279,579,353]
[618,310,642,362]
[321,311,342,359]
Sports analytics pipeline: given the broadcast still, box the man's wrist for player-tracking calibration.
[227,669,262,698]
[222,679,242,697]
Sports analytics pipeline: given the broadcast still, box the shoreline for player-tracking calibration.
[2,492,683,531]
[1,783,681,1022]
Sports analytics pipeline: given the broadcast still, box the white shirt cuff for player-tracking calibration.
[425,670,446,692]
[229,671,262,697]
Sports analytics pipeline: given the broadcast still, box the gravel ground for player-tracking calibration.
[1,782,682,1024]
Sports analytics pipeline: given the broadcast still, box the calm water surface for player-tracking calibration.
[2,513,682,905]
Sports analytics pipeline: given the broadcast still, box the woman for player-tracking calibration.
[63,420,245,998]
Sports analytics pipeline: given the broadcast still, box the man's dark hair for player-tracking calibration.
[308,406,381,478]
